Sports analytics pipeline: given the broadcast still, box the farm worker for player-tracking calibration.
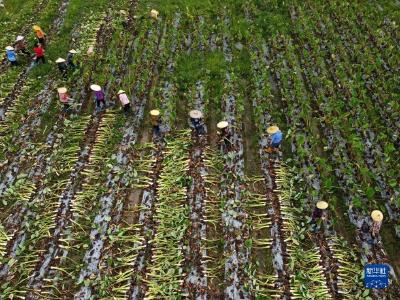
[189,110,205,135]
[33,43,45,64]
[217,121,231,150]
[310,201,328,232]
[120,10,129,29]
[150,9,159,20]
[90,84,106,110]
[57,87,70,110]
[67,49,77,69]
[14,36,30,56]
[33,25,46,46]
[117,90,130,114]
[55,58,68,77]
[371,210,383,238]
[265,125,283,153]
[5,46,18,66]
[87,46,94,55]
[150,109,160,134]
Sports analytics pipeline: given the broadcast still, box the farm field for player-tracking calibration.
[0,0,399,299]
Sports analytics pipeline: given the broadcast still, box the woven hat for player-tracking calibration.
[316,201,329,210]
[189,110,203,119]
[217,121,229,129]
[371,210,383,222]
[117,90,125,95]
[55,58,66,63]
[150,9,159,19]
[5,46,14,51]
[150,109,160,116]
[57,87,67,94]
[90,84,101,91]
[267,125,280,134]
[16,35,24,41]
[33,25,41,31]
[69,49,77,54]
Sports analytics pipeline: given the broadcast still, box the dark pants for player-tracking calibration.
[195,124,204,135]
[96,99,105,109]
[67,62,76,69]
[10,60,18,66]
[153,125,160,135]
[123,103,130,113]
[38,37,46,46]
[36,56,45,64]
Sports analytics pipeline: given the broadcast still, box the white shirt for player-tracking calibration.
[118,93,130,105]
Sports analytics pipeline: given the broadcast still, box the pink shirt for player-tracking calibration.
[59,92,69,103]
[118,93,130,105]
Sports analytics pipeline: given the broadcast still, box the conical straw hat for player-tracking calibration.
[57,87,67,94]
[371,210,383,222]
[5,46,14,51]
[16,35,24,41]
[55,58,66,63]
[150,109,160,116]
[316,201,329,210]
[90,84,101,91]
[117,90,125,95]
[217,121,229,129]
[267,125,279,134]
[33,25,41,31]
[189,110,203,119]
[150,9,159,19]
[69,49,77,54]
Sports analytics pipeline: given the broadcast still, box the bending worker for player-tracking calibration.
[310,201,328,232]
[90,84,105,110]
[189,110,205,135]
[371,210,383,238]
[33,25,46,46]
[265,125,283,153]
[57,87,71,110]
[150,109,160,134]
[55,58,68,77]
[217,120,231,150]
[5,46,18,66]
[67,49,77,69]
[14,36,30,56]
[117,90,131,114]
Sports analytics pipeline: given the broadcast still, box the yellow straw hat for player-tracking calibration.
[33,25,41,31]
[117,90,125,95]
[189,110,203,119]
[55,58,66,63]
[316,201,329,210]
[5,46,14,51]
[57,87,67,94]
[267,125,280,134]
[150,109,160,116]
[217,121,229,129]
[90,84,101,91]
[371,210,383,222]
[69,49,77,54]
[150,9,159,19]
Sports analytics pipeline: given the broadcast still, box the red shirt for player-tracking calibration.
[34,47,44,57]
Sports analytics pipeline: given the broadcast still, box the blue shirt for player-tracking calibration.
[6,50,17,62]
[271,130,283,144]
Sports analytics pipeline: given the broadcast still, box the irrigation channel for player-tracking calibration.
[0,0,399,298]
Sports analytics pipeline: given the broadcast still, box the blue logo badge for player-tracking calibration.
[364,264,389,289]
